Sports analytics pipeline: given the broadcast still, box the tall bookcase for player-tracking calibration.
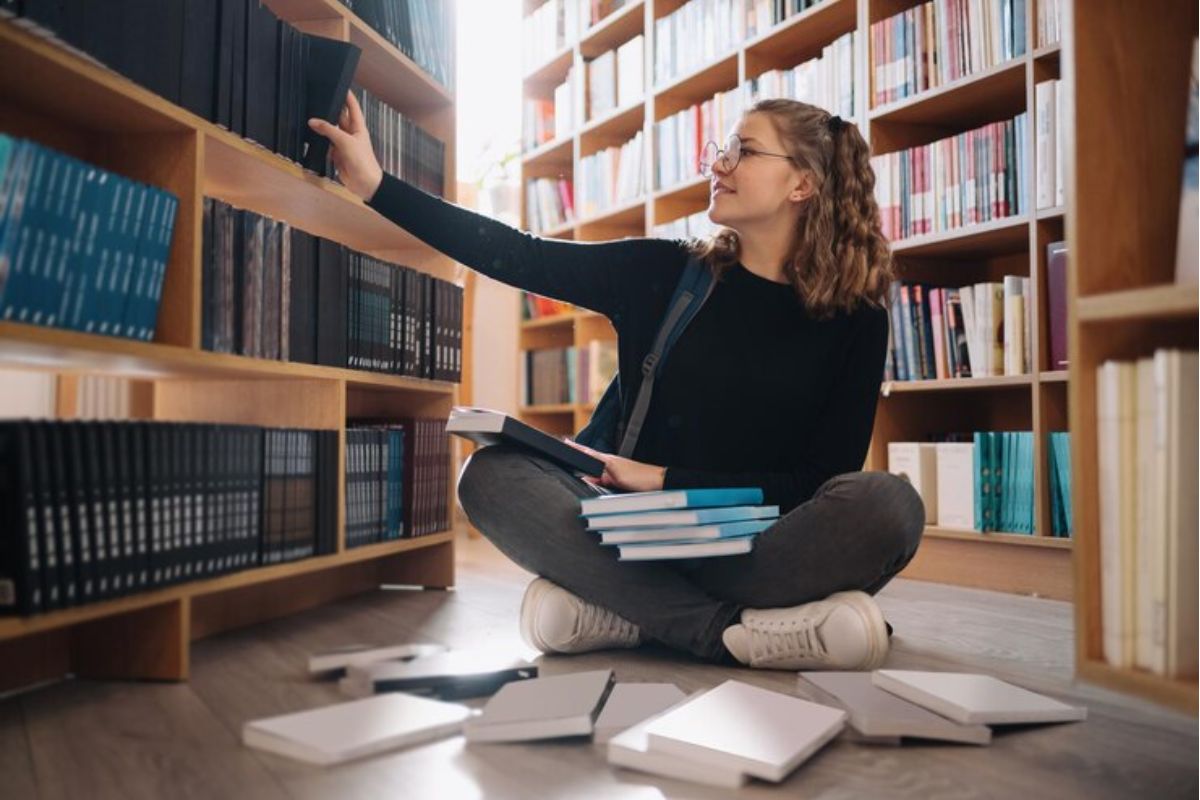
[519,0,1075,598]
[0,0,460,693]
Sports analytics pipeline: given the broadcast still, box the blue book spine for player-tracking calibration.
[41,152,73,329]
[90,173,120,336]
[120,187,155,342]
[972,432,985,531]
[55,157,88,331]
[1,144,44,323]
[147,192,179,341]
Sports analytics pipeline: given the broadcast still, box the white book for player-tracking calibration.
[617,536,756,561]
[888,442,938,524]
[608,692,747,789]
[641,679,847,783]
[616,35,644,107]
[1054,78,1066,207]
[1035,79,1057,209]
[796,672,991,746]
[1003,275,1025,376]
[464,669,615,743]
[1161,349,1199,678]
[872,670,1087,726]
[593,683,686,744]
[1097,360,1138,667]
[958,284,978,377]
[1134,357,1162,673]
[308,643,449,677]
[242,693,475,766]
[935,442,975,530]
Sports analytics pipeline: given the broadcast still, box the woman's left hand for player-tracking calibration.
[563,439,666,493]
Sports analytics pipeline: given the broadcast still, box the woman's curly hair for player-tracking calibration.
[687,98,894,320]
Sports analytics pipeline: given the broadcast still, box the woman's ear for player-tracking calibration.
[789,170,818,203]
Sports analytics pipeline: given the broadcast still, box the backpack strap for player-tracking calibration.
[616,254,715,458]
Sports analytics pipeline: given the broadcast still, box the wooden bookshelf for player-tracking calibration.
[1066,0,1198,714]
[0,3,460,693]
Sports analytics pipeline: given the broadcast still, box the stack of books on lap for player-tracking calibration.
[580,488,779,561]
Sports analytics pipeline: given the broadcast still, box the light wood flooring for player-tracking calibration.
[1,530,1196,799]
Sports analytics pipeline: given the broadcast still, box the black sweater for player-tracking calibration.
[367,174,890,513]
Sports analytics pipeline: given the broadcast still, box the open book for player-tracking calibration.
[445,406,604,477]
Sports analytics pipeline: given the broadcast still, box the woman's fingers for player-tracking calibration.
[307,117,350,148]
[345,90,367,134]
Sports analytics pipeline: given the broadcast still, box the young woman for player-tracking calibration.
[309,94,925,671]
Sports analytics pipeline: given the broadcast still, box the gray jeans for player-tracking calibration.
[456,445,926,663]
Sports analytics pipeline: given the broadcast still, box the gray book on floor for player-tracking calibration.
[308,643,449,677]
[592,682,687,744]
[796,672,992,746]
[872,670,1089,726]
[340,649,537,701]
[464,669,616,743]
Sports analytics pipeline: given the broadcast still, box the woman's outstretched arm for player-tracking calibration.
[309,93,685,320]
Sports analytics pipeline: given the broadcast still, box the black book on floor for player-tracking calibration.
[180,0,219,120]
[301,33,362,174]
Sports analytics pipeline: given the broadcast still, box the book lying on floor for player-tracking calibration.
[598,519,774,545]
[308,643,449,677]
[445,406,604,477]
[242,693,475,766]
[584,505,780,530]
[464,669,616,743]
[592,682,687,744]
[796,672,992,746]
[579,487,764,516]
[340,650,538,701]
[617,536,757,561]
[640,679,847,783]
[607,692,748,789]
[871,670,1089,725]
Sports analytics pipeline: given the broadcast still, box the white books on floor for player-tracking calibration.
[935,442,975,530]
[593,683,686,744]
[464,669,615,743]
[607,692,748,789]
[796,672,991,746]
[872,670,1087,726]
[242,693,475,766]
[640,679,847,783]
[887,442,937,523]
[617,536,756,561]
[308,643,449,677]
[585,505,779,530]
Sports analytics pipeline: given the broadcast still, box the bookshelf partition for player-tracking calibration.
[0,0,460,692]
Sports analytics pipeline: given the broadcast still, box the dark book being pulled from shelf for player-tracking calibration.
[445,407,605,478]
[302,34,361,173]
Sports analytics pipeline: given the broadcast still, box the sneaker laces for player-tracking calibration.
[746,608,829,664]
[575,599,639,646]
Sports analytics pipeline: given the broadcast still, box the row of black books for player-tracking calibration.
[346,419,451,547]
[340,0,454,88]
[353,85,446,197]
[0,420,338,616]
[201,198,463,381]
[0,135,180,341]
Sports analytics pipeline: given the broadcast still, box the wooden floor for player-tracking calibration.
[1,530,1196,799]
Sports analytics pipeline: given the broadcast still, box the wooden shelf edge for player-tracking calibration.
[522,135,574,166]
[575,197,647,228]
[889,214,1030,255]
[578,0,646,56]
[519,403,576,414]
[1076,283,1200,322]
[868,55,1027,122]
[651,49,739,100]
[881,374,1034,394]
[924,527,1073,549]
[1076,658,1198,716]
[742,0,856,53]
[0,532,454,642]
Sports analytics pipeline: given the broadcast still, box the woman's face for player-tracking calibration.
[706,113,814,230]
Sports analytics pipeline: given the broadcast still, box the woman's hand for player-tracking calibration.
[307,91,384,202]
[563,439,666,493]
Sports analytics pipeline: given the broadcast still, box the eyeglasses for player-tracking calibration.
[699,134,797,177]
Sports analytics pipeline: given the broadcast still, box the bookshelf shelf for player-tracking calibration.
[580,101,646,153]
[1076,283,1200,322]
[653,174,710,201]
[652,50,739,113]
[522,134,574,168]
[880,374,1035,395]
[744,0,857,74]
[521,312,582,330]
[1036,204,1067,220]
[868,56,1027,127]
[1040,370,1070,382]
[576,196,647,231]
[579,0,646,58]
[542,220,578,238]
[924,527,1073,550]
[523,43,575,90]
[520,403,577,414]
[1032,42,1063,65]
[0,2,461,692]
[889,215,1031,258]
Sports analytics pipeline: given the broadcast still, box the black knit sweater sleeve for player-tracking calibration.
[366,173,686,320]
[661,303,890,511]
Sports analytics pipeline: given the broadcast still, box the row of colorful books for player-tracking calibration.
[521,340,618,407]
[577,131,645,219]
[743,30,856,120]
[525,177,576,234]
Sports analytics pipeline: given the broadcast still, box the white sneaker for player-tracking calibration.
[721,591,890,671]
[519,578,644,654]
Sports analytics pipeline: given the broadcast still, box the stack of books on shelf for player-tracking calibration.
[743,0,829,39]
[340,0,454,87]
[586,34,644,121]
[580,488,780,561]
[201,198,463,382]
[1035,78,1066,210]
[0,420,339,616]
[0,135,180,341]
[743,30,856,119]
[652,210,718,239]
[353,85,446,197]
[654,87,745,190]
[525,177,576,234]
[653,0,743,88]
[523,97,556,150]
[1095,350,1198,679]
[578,131,645,218]
[522,0,580,74]
[346,418,453,546]
[883,275,1038,382]
[871,113,1029,242]
[869,0,1027,109]
[1035,0,1063,48]
[888,433,1072,537]
[520,339,617,407]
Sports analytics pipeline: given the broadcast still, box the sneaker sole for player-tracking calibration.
[827,590,890,670]
[519,578,558,653]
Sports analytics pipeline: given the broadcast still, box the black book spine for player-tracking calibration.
[45,423,79,606]
[63,423,94,604]
[230,0,247,137]
[180,0,219,120]
[215,0,235,129]
[0,424,40,614]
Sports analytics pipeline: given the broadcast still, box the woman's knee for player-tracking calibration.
[835,471,925,562]
[456,444,521,519]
